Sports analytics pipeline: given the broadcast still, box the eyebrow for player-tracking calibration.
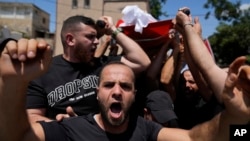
[102,81,132,85]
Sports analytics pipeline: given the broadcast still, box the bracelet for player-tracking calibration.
[183,23,193,28]
[112,28,122,39]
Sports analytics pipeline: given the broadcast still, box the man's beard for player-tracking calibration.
[74,45,95,65]
[98,101,130,127]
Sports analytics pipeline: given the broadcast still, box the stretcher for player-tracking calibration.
[117,19,174,50]
[116,19,214,59]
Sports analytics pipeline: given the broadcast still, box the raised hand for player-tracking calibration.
[96,16,116,37]
[0,38,52,82]
[173,7,192,35]
[222,56,250,123]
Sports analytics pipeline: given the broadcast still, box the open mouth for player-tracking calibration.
[109,103,122,119]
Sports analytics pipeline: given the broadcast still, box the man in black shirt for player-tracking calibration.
[25,15,151,123]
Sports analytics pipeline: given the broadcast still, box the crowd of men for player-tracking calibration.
[0,7,250,141]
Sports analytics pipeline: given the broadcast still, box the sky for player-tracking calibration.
[160,0,250,38]
[1,0,250,38]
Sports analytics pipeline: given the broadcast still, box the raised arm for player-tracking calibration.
[174,8,227,103]
[0,38,52,141]
[145,39,172,91]
[182,17,214,101]
[98,16,151,74]
[160,35,185,101]
[157,56,250,141]
[94,35,111,58]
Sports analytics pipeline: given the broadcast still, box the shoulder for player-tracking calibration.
[51,55,65,64]
[137,116,162,128]
[61,113,96,126]
[130,116,163,140]
[47,55,71,70]
[40,114,93,131]
[130,115,162,133]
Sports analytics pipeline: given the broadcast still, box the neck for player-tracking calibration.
[94,113,129,134]
[62,54,79,63]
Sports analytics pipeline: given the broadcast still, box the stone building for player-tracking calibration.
[0,2,54,48]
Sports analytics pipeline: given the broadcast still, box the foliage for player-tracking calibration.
[148,0,167,19]
[204,0,250,66]
[204,0,241,22]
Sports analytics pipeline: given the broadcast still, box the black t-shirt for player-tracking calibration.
[26,55,121,118]
[40,114,162,141]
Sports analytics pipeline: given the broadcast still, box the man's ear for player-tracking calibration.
[66,33,75,46]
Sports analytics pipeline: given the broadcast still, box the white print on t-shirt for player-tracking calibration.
[47,75,99,107]
[68,91,95,102]
[84,91,95,97]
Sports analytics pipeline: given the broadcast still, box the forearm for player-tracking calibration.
[189,112,221,141]
[183,25,214,74]
[147,40,171,80]
[161,44,182,85]
[183,25,226,102]
[115,31,150,72]
[94,38,110,58]
[184,46,213,101]
[160,55,177,100]
[28,113,52,124]
[172,52,185,87]
[160,55,175,84]
[0,78,32,141]
[189,110,248,141]
[94,44,108,58]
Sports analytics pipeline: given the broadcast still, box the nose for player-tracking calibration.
[111,84,122,100]
[94,37,99,45]
[185,82,191,89]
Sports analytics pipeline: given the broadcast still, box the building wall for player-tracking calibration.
[0,2,50,38]
[32,6,50,36]
[55,0,148,55]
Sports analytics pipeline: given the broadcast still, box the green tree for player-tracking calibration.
[204,0,250,66]
[149,0,167,19]
[204,0,241,22]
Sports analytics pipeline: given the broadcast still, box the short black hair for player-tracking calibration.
[98,61,135,86]
[60,15,96,46]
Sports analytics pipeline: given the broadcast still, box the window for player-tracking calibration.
[0,6,14,18]
[84,0,90,9]
[42,17,46,24]
[0,6,14,15]
[72,0,78,9]
[16,7,31,18]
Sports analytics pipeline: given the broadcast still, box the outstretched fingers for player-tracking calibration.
[223,56,250,122]
[223,56,246,98]
[228,56,246,75]
[237,65,250,99]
